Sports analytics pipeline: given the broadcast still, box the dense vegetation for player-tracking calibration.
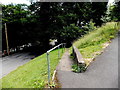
[73,22,119,66]
[108,2,120,21]
[101,2,120,22]
[2,2,109,54]
[1,1,120,88]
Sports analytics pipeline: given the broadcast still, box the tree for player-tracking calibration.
[91,2,108,26]
[2,4,30,50]
[2,2,108,51]
[109,1,120,21]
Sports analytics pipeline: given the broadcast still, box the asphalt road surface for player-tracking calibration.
[57,35,118,88]
[1,52,35,78]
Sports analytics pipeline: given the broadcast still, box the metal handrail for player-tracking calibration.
[46,43,66,85]
[47,43,62,53]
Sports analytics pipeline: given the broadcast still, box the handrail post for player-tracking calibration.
[64,43,66,51]
[46,43,66,86]
[72,45,74,59]
[58,46,60,58]
[46,52,50,85]
[62,43,63,53]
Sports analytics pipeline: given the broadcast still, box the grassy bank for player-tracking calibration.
[73,22,119,66]
[1,48,64,88]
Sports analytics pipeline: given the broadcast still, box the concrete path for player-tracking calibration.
[0,52,35,78]
[56,37,118,88]
[56,49,73,72]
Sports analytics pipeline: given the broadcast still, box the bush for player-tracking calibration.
[60,24,82,47]
[81,20,96,33]
[72,64,86,73]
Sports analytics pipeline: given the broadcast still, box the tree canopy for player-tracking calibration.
[2,2,109,52]
[109,2,120,21]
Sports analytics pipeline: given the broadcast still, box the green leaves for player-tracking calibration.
[2,4,29,24]
[72,64,86,73]
[2,2,108,50]
[110,2,120,21]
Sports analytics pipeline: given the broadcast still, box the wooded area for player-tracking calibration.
[1,1,120,55]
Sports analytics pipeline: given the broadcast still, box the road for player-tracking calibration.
[0,52,35,78]
[57,35,118,88]
[118,31,120,89]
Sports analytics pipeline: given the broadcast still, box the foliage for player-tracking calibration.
[116,22,120,30]
[109,2,120,21]
[2,2,108,51]
[88,20,96,31]
[58,24,82,47]
[101,15,111,23]
[91,2,108,26]
[81,20,96,33]
[1,48,64,88]
[103,2,120,22]
[72,64,86,73]
[73,22,119,59]
[2,4,32,50]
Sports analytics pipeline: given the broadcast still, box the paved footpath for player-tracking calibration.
[56,36,118,88]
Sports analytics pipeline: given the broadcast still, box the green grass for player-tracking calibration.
[73,22,119,60]
[1,48,64,88]
[79,45,103,58]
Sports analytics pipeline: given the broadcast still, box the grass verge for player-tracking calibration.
[73,22,119,66]
[1,48,64,88]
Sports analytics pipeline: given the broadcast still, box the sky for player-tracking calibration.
[0,0,31,5]
[0,0,115,5]
[108,0,115,5]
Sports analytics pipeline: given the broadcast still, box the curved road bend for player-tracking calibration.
[57,35,118,88]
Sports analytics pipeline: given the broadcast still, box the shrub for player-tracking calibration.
[72,64,86,73]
